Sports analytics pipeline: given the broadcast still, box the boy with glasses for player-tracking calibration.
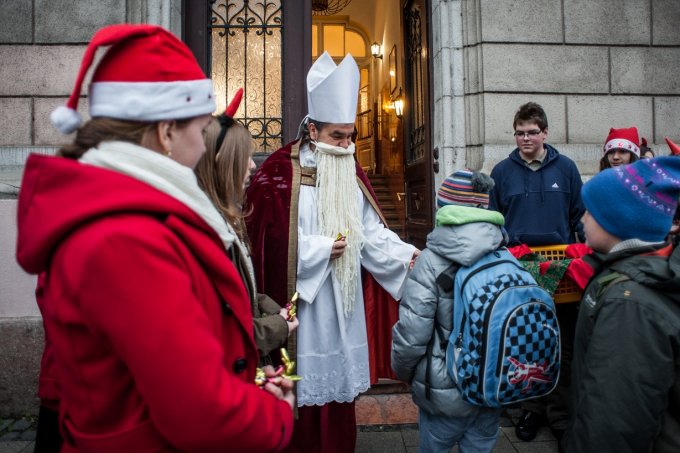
[488,102,585,452]
[489,102,584,247]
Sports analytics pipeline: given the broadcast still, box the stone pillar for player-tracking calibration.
[127,0,182,37]
[431,0,466,189]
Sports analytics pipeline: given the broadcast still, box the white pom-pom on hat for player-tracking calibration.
[50,105,82,134]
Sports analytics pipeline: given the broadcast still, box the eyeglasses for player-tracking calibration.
[513,130,543,138]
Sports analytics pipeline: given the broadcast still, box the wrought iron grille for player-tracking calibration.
[406,6,425,163]
[209,0,283,152]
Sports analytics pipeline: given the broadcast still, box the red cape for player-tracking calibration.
[245,140,398,382]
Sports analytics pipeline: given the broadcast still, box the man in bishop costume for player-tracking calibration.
[245,52,419,452]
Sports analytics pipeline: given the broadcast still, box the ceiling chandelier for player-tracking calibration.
[312,0,352,15]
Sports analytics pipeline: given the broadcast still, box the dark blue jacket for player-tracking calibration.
[488,144,584,246]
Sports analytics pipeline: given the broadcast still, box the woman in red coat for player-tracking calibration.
[16,24,294,452]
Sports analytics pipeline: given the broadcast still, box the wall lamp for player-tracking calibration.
[371,42,383,59]
[393,89,404,119]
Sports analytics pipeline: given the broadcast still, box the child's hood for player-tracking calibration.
[435,205,504,227]
[426,221,504,267]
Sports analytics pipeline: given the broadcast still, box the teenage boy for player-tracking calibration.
[488,102,585,447]
[564,156,680,453]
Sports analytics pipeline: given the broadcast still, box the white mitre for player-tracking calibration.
[307,51,360,124]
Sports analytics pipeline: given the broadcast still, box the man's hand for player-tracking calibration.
[330,238,347,260]
[409,249,421,269]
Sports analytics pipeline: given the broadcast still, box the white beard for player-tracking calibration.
[315,142,364,316]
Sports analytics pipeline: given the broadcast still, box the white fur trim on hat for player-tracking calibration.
[604,139,641,158]
[51,105,83,134]
[89,79,215,121]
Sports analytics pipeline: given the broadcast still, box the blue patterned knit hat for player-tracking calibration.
[582,156,680,242]
[437,169,495,209]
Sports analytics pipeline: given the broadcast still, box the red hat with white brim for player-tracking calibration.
[603,126,641,158]
[51,24,215,134]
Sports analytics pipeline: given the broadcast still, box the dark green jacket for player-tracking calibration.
[565,243,680,453]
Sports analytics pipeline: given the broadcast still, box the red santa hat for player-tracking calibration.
[666,137,680,156]
[51,24,215,134]
[603,126,641,158]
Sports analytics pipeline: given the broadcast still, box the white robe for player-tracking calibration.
[295,144,417,406]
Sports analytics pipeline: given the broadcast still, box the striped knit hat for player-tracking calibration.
[436,169,495,209]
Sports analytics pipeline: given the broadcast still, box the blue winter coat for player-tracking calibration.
[489,145,584,246]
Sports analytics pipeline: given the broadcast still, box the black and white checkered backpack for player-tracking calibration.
[445,248,560,407]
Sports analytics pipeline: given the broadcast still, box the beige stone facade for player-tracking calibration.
[431,0,680,187]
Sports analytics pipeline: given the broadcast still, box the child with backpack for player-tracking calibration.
[564,156,680,453]
[392,170,560,453]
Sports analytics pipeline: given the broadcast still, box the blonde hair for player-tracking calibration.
[195,117,254,241]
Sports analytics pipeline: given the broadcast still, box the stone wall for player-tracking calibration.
[0,319,43,417]
[0,0,181,150]
[431,0,680,182]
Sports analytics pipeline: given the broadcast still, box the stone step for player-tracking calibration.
[355,381,418,426]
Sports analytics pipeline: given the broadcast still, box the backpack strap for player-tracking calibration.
[425,262,459,400]
[595,271,631,299]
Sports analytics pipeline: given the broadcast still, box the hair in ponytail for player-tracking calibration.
[57,118,155,160]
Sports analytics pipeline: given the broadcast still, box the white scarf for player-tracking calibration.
[79,141,254,287]
[313,141,364,316]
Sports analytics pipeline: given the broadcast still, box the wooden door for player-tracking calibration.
[402,0,433,250]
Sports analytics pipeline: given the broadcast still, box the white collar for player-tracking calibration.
[79,140,236,251]
[299,142,317,168]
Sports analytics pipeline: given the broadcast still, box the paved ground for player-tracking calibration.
[1,407,559,452]
[0,417,35,452]
[356,408,560,453]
